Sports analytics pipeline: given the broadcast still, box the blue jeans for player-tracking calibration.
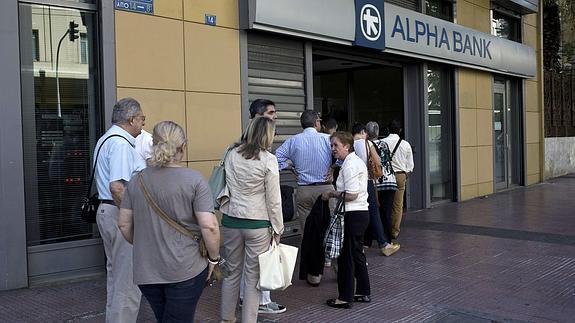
[139,267,208,323]
[364,181,386,246]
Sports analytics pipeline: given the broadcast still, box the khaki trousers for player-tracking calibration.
[296,184,333,229]
[391,172,407,239]
[221,227,272,323]
[96,203,141,323]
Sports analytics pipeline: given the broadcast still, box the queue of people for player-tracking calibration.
[93,96,413,322]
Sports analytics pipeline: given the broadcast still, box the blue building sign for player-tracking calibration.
[115,0,153,15]
[354,0,385,50]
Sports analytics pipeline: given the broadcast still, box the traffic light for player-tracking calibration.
[69,21,79,42]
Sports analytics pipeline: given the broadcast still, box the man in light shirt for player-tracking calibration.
[275,110,333,286]
[94,97,147,322]
[135,129,153,162]
[382,120,414,240]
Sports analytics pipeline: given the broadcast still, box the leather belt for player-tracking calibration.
[395,171,406,174]
[100,199,115,206]
[299,182,331,186]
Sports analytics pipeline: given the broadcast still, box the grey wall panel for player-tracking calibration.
[0,0,29,290]
[247,32,306,186]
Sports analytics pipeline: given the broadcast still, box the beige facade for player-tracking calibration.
[113,0,544,197]
[115,0,241,179]
[456,0,543,200]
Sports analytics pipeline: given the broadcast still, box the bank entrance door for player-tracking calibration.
[493,79,522,190]
[312,55,404,136]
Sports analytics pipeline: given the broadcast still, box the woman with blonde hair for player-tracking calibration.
[118,121,221,322]
[220,116,284,323]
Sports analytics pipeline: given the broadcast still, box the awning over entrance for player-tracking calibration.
[240,0,537,78]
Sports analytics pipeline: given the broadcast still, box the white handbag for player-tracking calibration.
[257,240,298,291]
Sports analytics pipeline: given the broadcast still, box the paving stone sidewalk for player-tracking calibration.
[1,175,575,322]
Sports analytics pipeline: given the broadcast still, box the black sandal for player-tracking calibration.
[326,298,352,309]
[353,295,371,303]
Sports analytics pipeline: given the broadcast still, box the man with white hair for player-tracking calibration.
[94,97,147,322]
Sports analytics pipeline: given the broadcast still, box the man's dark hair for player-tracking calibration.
[389,120,402,134]
[249,99,275,118]
[300,110,320,129]
[351,122,366,136]
[321,116,337,131]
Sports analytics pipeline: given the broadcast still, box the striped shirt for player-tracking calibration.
[275,127,332,185]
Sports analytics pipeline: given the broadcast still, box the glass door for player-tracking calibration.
[493,80,508,189]
[493,79,522,190]
[19,2,103,283]
[427,65,453,203]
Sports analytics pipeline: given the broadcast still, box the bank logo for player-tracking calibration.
[360,4,382,41]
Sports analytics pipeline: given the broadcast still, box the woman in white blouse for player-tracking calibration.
[322,131,371,309]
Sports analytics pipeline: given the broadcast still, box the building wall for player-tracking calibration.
[114,1,242,179]
[456,0,543,200]
[523,9,544,186]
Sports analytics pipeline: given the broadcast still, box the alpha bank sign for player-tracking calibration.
[354,1,535,77]
[245,0,536,77]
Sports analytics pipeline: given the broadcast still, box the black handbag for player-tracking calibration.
[81,134,132,223]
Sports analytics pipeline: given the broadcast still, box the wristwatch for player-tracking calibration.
[208,255,223,265]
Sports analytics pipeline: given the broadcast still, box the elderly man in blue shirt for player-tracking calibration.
[94,97,147,323]
[276,111,332,214]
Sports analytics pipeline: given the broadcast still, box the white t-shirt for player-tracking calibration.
[336,152,369,212]
[135,129,153,161]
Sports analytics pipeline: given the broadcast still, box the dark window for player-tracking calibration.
[425,0,454,22]
[32,29,39,61]
[491,10,521,42]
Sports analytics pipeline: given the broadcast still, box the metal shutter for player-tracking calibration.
[387,0,419,11]
[247,32,306,146]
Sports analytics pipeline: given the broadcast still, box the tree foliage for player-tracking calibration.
[544,0,561,70]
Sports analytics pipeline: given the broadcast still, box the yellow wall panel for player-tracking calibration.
[527,173,540,185]
[526,112,540,144]
[459,108,477,147]
[116,87,187,135]
[116,11,185,91]
[183,0,239,29]
[523,24,537,49]
[186,92,241,161]
[476,145,493,183]
[477,181,493,196]
[524,13,537,28]
[468,0,490,9]
[184,22,240,94]
[460,146,478,185]
[188,160,219,181]
[458,69,476,108]
[461,184,478,201]
[475,73,492,109]
[474,6,491,34]
[526,143,540,175]
[476,109,493,146]
[525,80,539,112]
[457,1,474,28]
[154,0,183,20]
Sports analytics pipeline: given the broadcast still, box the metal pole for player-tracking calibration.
[55,29,69,118]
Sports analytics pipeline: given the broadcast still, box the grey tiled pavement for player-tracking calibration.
[2,175,575,322]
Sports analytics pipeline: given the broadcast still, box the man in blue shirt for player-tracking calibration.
[94,97,147,323]
[276,110,333,229]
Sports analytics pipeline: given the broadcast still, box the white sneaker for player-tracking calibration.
[258,301,287,314]
[381,243,400,256]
